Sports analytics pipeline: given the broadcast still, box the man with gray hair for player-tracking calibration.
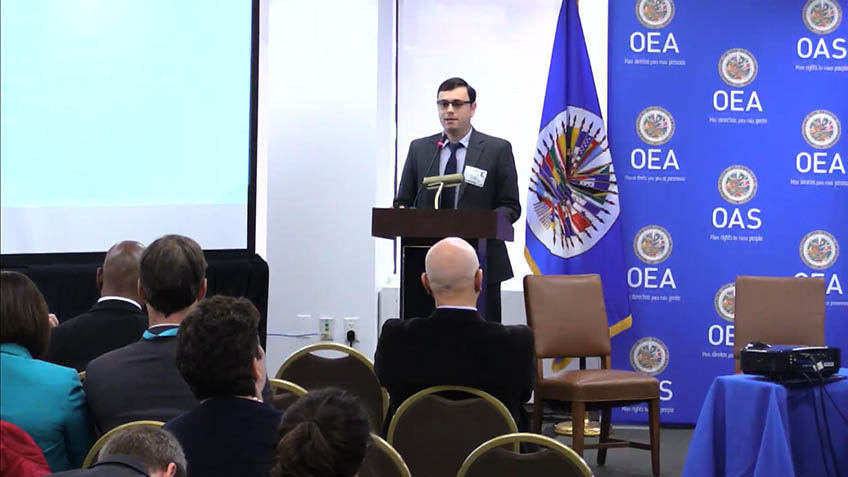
[51,425,187,476]
[374,237,535,430]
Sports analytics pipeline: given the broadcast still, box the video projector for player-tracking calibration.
[740,342,840,380]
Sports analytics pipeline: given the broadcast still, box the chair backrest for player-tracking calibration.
[733,276,826,369]
[387,385,517,477]
[458,432,594,477]
[268,378,307,412]
[524,274,611,359]
[276,342,386,431]
[82,420,164,468]
[357,433,411,477]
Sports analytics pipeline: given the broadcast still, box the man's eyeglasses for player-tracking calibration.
[436,100,472,109]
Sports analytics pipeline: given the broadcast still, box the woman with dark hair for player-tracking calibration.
[272,388,371,477]
[0,271,94,471]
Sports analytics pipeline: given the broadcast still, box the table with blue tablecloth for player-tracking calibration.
[683,368,848,476]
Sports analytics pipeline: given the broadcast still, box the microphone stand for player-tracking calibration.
[410,135,446,208]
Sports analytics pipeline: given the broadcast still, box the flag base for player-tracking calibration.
[553,418,601,436]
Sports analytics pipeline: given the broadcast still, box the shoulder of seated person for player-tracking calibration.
[84,343,135,373]
[23,359,81,389]
[482,322,532,340]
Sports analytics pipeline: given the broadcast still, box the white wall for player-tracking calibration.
[261,0,609,371]
[264,0,385,375]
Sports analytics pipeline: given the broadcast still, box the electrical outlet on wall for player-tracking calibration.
[343,317,359,346]
[318,316,334,341]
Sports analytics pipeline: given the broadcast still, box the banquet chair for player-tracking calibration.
[276,342,388,431]
[733,276,826,373]
[524,274,660,476]
[458,432,593,477]
[268,378,307,412]
[357,433,411,477]
[387,385,518,477]
[82,420,164,468]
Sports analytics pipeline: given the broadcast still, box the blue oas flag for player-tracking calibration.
[525,0,631,371]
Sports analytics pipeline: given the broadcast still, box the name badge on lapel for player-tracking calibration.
[463,166,487,188]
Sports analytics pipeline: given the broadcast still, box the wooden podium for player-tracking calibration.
[372,208,514,319]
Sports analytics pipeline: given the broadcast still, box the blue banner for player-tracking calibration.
[609,0,848,424]
[525,0,633,373]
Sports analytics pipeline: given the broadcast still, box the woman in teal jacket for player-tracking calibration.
[0,271,94,472]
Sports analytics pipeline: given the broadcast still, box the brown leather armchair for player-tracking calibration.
[733,276,826,373]
[524,273,660,476]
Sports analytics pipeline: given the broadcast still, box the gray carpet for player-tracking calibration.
[542,422,693,477]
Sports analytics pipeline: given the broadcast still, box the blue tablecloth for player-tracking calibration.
[683,368,848,477]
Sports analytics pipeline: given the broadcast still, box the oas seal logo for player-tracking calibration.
[718,165,757,205]
[630,337,670,375]
[636,0,675,29]
[718,49,758,87]
[714,283,736,322]
[636,107,675,146]
[802,110,841,149]
[803,0,842,35]
[527,107,620,259]
[800,230,839,270]
[634,225,673,264]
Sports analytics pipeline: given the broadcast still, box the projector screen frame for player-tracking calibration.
[0,0,260,260]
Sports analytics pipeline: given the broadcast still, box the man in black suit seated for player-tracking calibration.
[44,240,148,371]
[52,425,187,476]
[84,234,207,433]
[165,295,281,477]
[374,237,535,431]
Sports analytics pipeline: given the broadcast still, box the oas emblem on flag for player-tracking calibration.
[636,107,675,146]
[630,337,670,375]
[714,283,736,322]
[634,225,672,264]
[718,49,758,87]
[527,107,620,259]
[803,0,842,35]
[802,110,841,149]
[718,165,757,205]
[636,0,675,29]
[800,230,839,270]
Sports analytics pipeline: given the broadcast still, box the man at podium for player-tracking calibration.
[395,77,520,323]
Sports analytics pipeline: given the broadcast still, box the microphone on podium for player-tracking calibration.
[404,133,447,208]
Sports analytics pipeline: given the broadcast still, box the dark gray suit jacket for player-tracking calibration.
[83,328,198,434]
[83,326,274,435]
[396,129,521,283]
[44,299,148,372]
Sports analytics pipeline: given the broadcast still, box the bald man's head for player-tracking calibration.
[97,241,145,301]
[422,238,483,306]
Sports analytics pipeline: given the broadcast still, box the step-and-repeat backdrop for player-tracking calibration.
[609,0,847,424]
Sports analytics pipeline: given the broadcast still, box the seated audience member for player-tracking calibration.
[84,235,207,433]
[0,420,51,476]
[44,241,148,371]
[164,295,279,477]
[271,388,371,477]
[374,237,535,430]
[0,271,94,472]
[51,425,187,476]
